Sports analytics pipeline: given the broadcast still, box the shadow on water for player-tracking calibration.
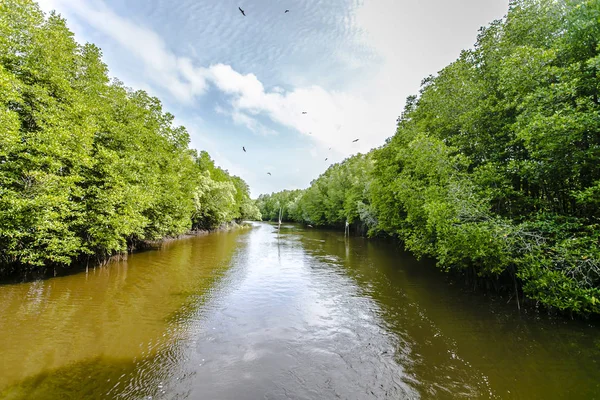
[0,228,251,399]
[0,245,167,287]
[2,356,155,400]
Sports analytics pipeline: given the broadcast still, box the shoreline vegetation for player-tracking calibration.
[0,1,261,279]
[257,0,600,316]
[0,221,251,284]
[136,220,251,248]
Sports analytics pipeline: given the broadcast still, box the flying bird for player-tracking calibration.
[238,7,246,16]
[267,172,272,175]
[302,111,307,114]
[352,139,359,142]
[328,147,331,150]
[325,158,328,161]
[307,225,313,228]
[285,9,289,13]
[243,146,246,152]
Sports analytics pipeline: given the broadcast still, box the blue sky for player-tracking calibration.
[37,0,508,197]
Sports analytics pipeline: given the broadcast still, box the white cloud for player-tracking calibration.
[37,0,396,154]
[37,0,509,193]
[230,111,278,136]
[215,103,278,136]
[205,64,391,153]
[37,0,209,103]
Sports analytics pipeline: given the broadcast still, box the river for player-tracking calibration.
[0,223,598,399]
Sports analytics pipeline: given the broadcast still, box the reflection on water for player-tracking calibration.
[0,223,599,399]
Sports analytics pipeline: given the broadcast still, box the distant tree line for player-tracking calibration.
[0,0,260,274]
[257,0,600,315]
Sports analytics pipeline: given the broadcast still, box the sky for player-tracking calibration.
[36,0,509,197]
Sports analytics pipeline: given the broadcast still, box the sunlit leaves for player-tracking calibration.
[0,1,256,270]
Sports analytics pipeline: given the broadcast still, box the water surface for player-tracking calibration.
[0,223,598,399]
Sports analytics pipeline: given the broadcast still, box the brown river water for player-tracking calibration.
[0,222,599,399]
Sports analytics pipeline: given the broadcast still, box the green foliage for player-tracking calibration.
[0,1,255,271]
[191,151,260,229]
[259,0,600,315]
[256,189,304,222]
[374,0,600,314]
[255,153,375,230]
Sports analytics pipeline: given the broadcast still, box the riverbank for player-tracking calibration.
[255,0,600,317]
[140,221,252,247]
[0,2,261,282]
[265,221,600,319]
[0,221,253,284]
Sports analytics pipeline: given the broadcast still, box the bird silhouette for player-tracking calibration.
[352,139,359,142]
[302,111,307,114]
[243,146,246,152]
[328,147,331,150]
[285,9,289,13]
[267,172,271,175]
[325,158,328,161]
[238,7,246,16]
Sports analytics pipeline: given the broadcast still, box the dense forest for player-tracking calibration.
[0,0,260,275]
[257,0,600,315]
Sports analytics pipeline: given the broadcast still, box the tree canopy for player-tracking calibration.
[0,0,260,273]
[257,0,600,315]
